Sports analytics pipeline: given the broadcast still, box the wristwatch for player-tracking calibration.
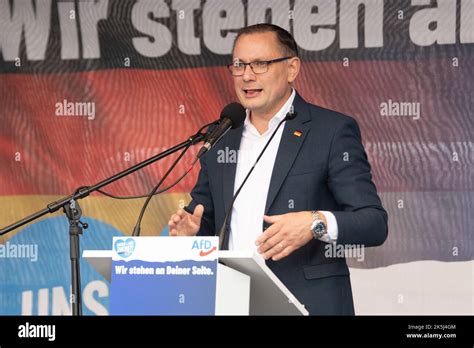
[310,211,327,239]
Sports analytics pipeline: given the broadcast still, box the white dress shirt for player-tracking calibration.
[228,90,338,251]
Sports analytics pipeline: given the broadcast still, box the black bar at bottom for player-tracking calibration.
[0,315,472,346]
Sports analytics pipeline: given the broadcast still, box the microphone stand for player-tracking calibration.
[0,129,207,315]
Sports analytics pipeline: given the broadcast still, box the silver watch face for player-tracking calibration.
[312,221,326,238]
[314,222,325,233]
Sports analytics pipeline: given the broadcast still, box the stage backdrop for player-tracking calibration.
[0,0,472,315]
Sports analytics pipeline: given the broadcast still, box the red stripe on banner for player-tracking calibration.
[0,67,235,196]
[0,59,472,195]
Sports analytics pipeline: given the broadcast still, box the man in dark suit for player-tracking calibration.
[168,24,388,315]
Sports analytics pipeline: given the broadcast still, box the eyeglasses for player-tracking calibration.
[227,57,293,76]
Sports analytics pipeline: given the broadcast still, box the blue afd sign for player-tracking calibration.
[110,237,218,315]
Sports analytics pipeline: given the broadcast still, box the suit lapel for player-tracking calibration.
[264,93,312,214]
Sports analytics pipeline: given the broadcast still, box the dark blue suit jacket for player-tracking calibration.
[186,92,388,315]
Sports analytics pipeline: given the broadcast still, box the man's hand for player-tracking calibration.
[256,211,314,261]
[168,204,204,236]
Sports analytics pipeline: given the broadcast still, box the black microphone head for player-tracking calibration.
[220,102,246,129]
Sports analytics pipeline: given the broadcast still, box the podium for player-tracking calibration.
[83,249,308,315]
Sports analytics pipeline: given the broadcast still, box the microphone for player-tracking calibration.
[197,103,246,158]
[217,108,297,249]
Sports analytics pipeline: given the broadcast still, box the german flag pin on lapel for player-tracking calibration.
[293,130,302,137]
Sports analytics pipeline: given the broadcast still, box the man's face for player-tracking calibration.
[232,31,299,117]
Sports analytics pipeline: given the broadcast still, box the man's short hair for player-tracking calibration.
[233,23,299,57]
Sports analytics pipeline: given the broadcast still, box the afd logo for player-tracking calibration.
[191,240,217,257]
[114,238,135,258]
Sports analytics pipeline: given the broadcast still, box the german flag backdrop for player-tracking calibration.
[0,0,472,315]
